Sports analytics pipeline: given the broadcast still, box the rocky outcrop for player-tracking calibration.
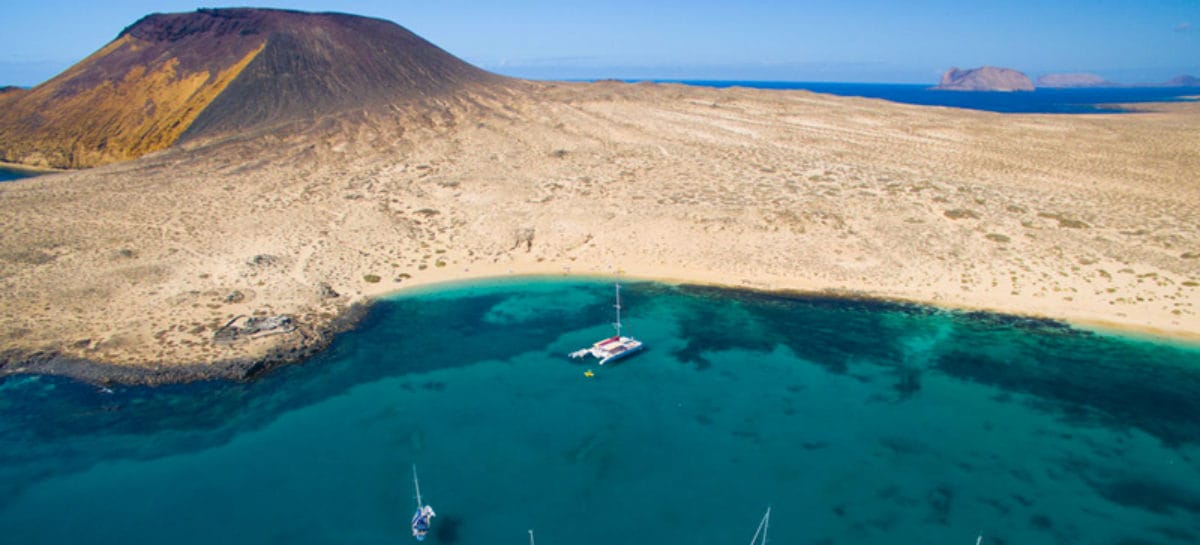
[1036,73,1113,88]
[934,66,1034,92]
[213,314,296,343]
[0,8,505,169]
[0,302,370,385]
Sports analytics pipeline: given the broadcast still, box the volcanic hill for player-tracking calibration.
[0,8,502,169]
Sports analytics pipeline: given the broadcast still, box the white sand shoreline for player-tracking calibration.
[376,264,1200,346]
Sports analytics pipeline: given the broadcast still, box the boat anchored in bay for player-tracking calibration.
[411,465,436,541]
[569,276,644,366]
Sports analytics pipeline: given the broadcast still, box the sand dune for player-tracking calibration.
[1,80,1197,382]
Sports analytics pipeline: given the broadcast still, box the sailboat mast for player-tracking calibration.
[613,277,622,338]
[412,464,423,509]
[749,506,770,545]
[763,506,770,545]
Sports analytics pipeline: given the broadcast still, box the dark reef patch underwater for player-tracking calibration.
[1,278,1198,544]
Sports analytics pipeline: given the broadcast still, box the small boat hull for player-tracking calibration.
[599,341,644,365]
[569,335,644,365]
[412,505,435,541]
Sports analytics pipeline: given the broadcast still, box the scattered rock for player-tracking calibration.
[318,282,340,298]
[247,254,277,267]
[224,290,245,303]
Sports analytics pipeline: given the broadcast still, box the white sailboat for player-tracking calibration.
[569,275,645,365]
[749,506,770,545]
[411,465,436,541]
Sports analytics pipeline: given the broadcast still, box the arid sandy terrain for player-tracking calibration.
[1,80,1197,382]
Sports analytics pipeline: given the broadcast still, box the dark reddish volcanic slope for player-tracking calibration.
[0,8,502,168]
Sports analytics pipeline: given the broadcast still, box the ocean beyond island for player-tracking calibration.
[0,165,42,182]
[644,81,1200,113]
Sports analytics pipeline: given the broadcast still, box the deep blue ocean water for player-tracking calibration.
[650,81,1200,114]
[1,278,1199,545]
[0,166,40,182]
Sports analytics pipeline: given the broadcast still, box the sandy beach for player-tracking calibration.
[1,80,1197,383]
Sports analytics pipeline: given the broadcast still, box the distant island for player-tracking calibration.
[933,66,1034,92]
[1165,75,1200,87]
[936,67,1199,91]
[1036,73,1113,88]
[1037,72,1199,88]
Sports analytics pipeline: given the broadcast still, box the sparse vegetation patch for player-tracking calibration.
[944,209,980,220]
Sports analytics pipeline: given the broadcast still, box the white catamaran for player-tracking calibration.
[569,276,645,365]
[411,465,436,541]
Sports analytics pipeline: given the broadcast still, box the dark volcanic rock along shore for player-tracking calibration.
[0,303,371,386]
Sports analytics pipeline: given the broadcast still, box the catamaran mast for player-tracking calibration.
[613,278,623,338]
[413,464,423,509]
[749,506,770,545]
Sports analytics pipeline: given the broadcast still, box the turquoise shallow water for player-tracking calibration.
[2,279,1199,545]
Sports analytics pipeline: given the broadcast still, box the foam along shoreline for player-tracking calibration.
[4,265,1196,388]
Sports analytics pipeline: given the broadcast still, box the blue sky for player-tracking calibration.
[1,0,1197,86]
